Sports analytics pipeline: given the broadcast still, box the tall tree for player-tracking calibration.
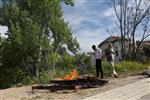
[110,0,150,59]
[0,0,79,88]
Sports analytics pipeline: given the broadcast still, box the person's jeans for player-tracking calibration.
[96,59,103,78]
[109,61,118,76]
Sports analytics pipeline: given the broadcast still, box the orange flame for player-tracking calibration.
[56,69,78,80]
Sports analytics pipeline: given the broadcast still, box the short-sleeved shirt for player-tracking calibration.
[94,49,102,59]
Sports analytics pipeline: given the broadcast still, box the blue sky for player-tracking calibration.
[62,0,118,52]
[0,0,118,52]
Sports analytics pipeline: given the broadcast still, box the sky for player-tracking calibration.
[0,0,118,52]
[61,0,118,52]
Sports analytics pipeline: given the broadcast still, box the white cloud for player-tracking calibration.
[75,0,105,3]
[62,0,114,52]
[63,0,104,25]
[103,4,121,17]
[104,7,115,17]
[64,9,104,33]
[74,28,109,52]
[64,14,85,27]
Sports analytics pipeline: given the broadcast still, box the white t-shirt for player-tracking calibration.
[94,49,102,59]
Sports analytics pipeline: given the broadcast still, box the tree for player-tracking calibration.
[0,0,79,88]
[110,0,150,59]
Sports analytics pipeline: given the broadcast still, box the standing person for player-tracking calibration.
[106,42,118,78]
[89,45,103,79]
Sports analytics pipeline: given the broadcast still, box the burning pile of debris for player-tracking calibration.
[55,69,78,80]
[32,69,108,92]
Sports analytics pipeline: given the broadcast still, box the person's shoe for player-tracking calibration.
[114,74,118,78]
[110,74,114,78]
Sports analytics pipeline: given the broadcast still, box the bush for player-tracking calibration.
[102,60,111,76]
[97,60,148,77]
[21,68,73,85]
[0,67,23,89]
[39,60,148,82]
[21,76,35,85]
[116,60,148,74]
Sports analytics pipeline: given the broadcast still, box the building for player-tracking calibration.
[136,40,150,57]
[98,36,126,62]
[138,41,150,48]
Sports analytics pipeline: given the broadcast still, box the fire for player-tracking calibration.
[56,69,78,80]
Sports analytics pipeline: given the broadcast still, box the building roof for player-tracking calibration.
[137,40,150,48]
[98,36,121,47]
[142,41,150,46]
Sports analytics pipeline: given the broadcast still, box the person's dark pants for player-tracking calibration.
[96,59,103,78]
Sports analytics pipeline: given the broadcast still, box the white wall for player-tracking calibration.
[99,41,123,62]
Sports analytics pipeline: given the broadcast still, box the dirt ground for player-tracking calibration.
[0,75,148,100]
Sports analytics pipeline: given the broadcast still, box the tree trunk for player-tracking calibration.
[32,62,39,77]
[128,38,132,59]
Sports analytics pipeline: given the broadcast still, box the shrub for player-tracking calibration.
[102,60,111,76]
[21,76,35,85]
[0,67,23,89]
[98,60,148,77]
[116,60,148,74]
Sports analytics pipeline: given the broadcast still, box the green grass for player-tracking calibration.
[115,60,148,74]
[92,60,149,77]
[21,60,149,85]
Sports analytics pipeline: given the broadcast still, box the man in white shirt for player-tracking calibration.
[91,45,103,79]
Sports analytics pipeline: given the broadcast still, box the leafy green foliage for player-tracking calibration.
[102,60,148,77]
[62,0,74,6]
[116,61,148,74]
[87,60,148,77]
[0,0,79,89]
